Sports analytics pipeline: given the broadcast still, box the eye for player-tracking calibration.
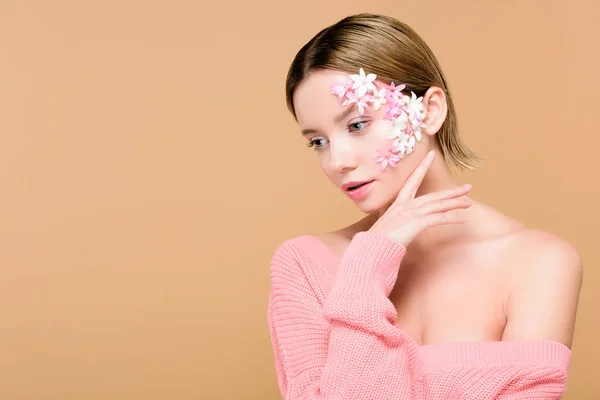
[348,120,369,133]
[307,137,328,151]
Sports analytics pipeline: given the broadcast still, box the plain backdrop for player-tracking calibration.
[0,0,598,399]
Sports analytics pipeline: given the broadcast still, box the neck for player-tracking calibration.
[365,155,476,251]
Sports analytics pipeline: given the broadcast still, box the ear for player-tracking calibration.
[422,86,447,136]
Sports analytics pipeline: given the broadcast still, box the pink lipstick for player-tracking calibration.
[342,180,374,200]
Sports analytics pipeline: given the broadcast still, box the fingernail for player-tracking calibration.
[427,150,435,158]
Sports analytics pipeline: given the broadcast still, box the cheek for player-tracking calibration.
[383,158,419,195]
[318,154,336,181]
[364,120,395,157]
[372,119,394,139]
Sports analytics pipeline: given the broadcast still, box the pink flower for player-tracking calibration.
[330,77,354,101]
[374,149,402,171]
[388,82,406,99]
[342,90,371,115]
[384,99,407,120]
[384,82,409,118]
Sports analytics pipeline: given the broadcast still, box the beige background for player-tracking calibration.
[0,0,598,399]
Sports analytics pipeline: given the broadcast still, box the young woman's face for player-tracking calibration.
[293,69,432,214]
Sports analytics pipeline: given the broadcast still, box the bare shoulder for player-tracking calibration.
[508,228,581,267]
[469,203,581,275]
[502,227,583,288]
[501,228,583,348]
[461,202,583,348]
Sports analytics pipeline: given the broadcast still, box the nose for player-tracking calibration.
[329,138,358,174]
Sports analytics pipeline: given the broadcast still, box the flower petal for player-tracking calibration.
[381,159,388,171]
[355,86,367,98]
[414,130,422,142]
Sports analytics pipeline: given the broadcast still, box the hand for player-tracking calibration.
[368,150,473,247]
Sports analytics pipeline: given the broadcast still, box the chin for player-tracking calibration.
[351,189,398,215]
[353,198,387,215]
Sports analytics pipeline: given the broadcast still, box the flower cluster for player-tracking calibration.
[331,68,428,171]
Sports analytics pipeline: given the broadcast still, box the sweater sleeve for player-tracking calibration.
[415,363,569,399]
[267,232,419,400]
[412,340,571,399]
[495,366,569,399]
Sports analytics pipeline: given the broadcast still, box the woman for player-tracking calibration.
[267,13,582,399]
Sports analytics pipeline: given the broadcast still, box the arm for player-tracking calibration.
[498,233,583,398]
[268,232,418,400]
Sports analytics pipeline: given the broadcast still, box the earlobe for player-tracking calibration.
[423,86,448,136]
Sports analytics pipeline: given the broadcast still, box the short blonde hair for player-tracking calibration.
[285,13,481,171]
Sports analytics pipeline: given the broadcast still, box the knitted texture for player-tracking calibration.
[268,232,571,399]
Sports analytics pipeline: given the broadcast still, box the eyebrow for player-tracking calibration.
[300,104,358,137]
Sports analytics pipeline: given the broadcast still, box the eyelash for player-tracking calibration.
[307,120,370,151]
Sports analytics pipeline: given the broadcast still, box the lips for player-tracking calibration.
[343,180,374,200]
[348,182,369,190]
[342,180,374,191]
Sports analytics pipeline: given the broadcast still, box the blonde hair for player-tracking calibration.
[285,13,481,171]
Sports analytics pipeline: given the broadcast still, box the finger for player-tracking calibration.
[422,209,469,227]
[412,184,472,208]
[397,150,436,202]
[416,198,473,216]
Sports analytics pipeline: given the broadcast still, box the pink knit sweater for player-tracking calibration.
[267,231,571,399]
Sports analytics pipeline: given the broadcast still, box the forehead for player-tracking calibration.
[293,69,348,128]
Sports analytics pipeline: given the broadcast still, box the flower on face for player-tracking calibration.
[384,100,427,141]
[391,130,417,155]
[384,116,407,140]
[386,113,417,154]
[411,117,426,142]
[384,83,406,115]
[383,85,411,120]
[349,68,377,97]
[404,92,427,141]
[405,92,427,122]
[342,90,371,115]
[374,148,402,171]
[369,87,387,110]
[330,76,354,101]
[328,69,428,171]
[387,82,406,101]
[384,100,405,120]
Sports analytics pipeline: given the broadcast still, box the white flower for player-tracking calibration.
[384,109,426,152]
[385,113,417,157]
[392,130,416,155]
[399,94,411,107]
[349,68,377,98]
[369,87,387,110]
[402,111,426,142]
[406,92,427,123]
[412,119,426,142]
[384,114,408,140]
[392,93,427,142]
